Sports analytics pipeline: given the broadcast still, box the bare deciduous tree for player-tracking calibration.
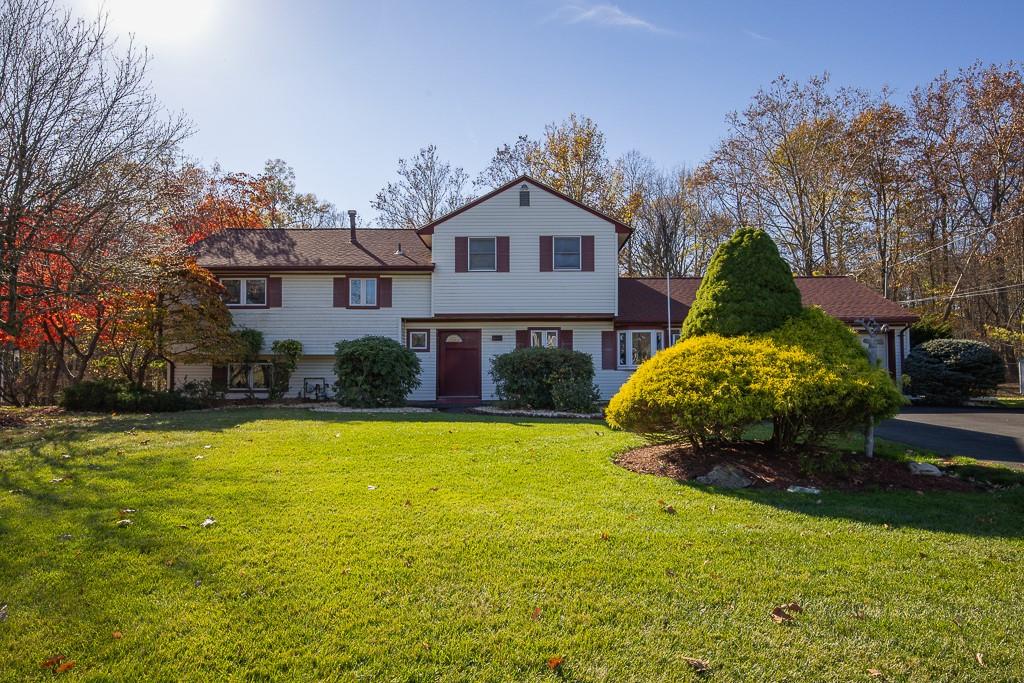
[372,145,469,227]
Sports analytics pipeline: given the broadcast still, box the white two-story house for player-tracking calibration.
[177,175,918,403]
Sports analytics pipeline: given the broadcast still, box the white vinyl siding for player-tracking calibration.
[226,273,431,355]
[431,182,618,314]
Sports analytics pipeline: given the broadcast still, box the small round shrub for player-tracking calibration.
[334,336,421,407]
[904,339,1006,405]
[605,334,821,450]
[765,307,905,448]
[491,347,599,412]
[681,227,803,338]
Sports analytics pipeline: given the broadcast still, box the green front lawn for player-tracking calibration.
[1,409,1022,681]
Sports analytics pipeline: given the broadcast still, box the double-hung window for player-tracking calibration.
[530,329,559,348]
[349,278,378,307]
[468,237,497,271]
[553,236,581,270]
[228,363,271,391]
[617,330,664,369]
[221,278,266,307]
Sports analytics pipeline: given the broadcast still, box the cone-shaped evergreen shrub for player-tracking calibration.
[681,227,802,338]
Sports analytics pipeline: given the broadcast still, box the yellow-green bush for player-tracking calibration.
[765,307,905,449]
[605,334,824,450]
[606,307,905,452]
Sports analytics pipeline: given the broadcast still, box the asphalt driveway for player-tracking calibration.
[877,407,1024,467]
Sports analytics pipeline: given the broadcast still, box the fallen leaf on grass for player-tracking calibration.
[867,668,883,678]
[682,657,710,673]
[975,653,985,667]
[546,656,563,670]
[120,508,136,515]
[203,445,211,449]
[530,606,542,621]
[782,602,803,613]
[599,531,610,541]
[657,499,676,514]
[0,604,6,622]
[200,518,216,529]
[40,655,65,670]
[55,660,75,673]
[367,485,378,491]
[115,519,133,528]
[112,630,122,640]
[770,606,794,624]
[194,455,205,460]
[50,477,65,484]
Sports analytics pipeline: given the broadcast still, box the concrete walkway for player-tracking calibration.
[877,407,1024,467]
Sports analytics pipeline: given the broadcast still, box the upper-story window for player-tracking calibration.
[468,237,497,271]
[349,278,377,307]
[618,330,664,369]
[221,278,266,307]
[553,236,581,271]
[530,329,559,348]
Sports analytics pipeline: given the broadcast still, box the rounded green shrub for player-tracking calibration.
[605,334,821,450]
[681,227,802,338]
[491,347,599,412]
[765,307,905,448]
[334,336,421,407]
[904,339,1005,405]
[61,380,200,412]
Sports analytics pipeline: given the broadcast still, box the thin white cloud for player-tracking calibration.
[552,2,670,34]
[743,28,775,43]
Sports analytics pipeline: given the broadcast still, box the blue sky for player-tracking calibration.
[72,0,1024,223]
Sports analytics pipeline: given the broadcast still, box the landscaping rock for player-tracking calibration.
[786,485,822,495]
[696,464,753,489]
[908,462,943,477]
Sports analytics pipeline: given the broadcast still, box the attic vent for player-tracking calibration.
[519,184,530,206]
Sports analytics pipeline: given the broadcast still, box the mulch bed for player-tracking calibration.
[616,441,981,493]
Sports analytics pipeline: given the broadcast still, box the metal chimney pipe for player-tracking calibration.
[347,210,357,242]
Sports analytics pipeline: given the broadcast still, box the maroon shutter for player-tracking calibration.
[601,331,617,370]
[333,277,348,308]
[515,330,529,349]
[211,365,228,390]
[378,277,392,307]
[539,236,553,272]
[455,236,468,273]
[267,277,282,307]
[581,235,595,272]
[558,329,573,351]
[496,236,510,272]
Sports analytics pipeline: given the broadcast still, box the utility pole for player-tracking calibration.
[856,317,886,458]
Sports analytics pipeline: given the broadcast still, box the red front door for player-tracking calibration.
[437,329,481,400]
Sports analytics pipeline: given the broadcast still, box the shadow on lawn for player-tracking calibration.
[695,484,1024,539]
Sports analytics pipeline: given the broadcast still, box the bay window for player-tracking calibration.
[617,330,664,368]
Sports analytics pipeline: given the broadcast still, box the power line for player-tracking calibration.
[899,281,1024,305]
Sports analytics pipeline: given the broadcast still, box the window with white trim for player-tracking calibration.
[468,237,497,271]
[349,277,377,307]
[670,332,681,345]
[221,278,266,306]
[228,363,271,391]
[617,330,664,368]
[553,236,581,270]
[408,329,429,352]
[530,329,559,348]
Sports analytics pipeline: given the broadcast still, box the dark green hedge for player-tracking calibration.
[333,336,421,407]
[491,347,599,412]
[60,380,202,412]
[904,339,1005,405]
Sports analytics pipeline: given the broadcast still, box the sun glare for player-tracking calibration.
[80,0,220,47]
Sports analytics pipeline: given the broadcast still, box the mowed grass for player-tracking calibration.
[1,409,1023,682]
